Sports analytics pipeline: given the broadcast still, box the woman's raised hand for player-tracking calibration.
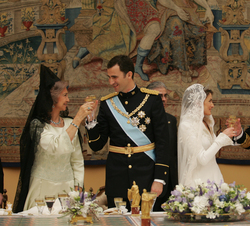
[79,101,96,121]
[222,127,235,138]
[74,101,97,125]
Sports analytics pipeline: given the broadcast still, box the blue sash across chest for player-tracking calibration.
[106,96,155,161]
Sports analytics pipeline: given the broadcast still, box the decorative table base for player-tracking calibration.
[141,218,151,226]
[70,215,93,224]
[131,206,140,216]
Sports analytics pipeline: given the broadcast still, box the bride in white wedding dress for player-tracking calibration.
[178,84,235,187]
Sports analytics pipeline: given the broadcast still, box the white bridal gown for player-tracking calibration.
[23,118,84,210]
[192,116,232,184]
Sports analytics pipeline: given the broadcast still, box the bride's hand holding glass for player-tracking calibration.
[226,116,242,137]
[222,127,235,138]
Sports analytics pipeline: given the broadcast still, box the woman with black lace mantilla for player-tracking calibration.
[13,65,96,212]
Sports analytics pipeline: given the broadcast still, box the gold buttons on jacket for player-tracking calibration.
[164,172,167,175]
[128,165,132,169]
[128,154,131,158]
[125,101,128,105]
[127,143,131,147]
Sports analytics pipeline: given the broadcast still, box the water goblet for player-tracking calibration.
[45,195,55,214]
[35,198,45,215]
[114,197,123,211]
[117,201,127,214]
[148,192,157,212]
[58,193,69,212]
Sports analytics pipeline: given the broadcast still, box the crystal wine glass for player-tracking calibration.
[45,195,55,214]
[35,198,45,215]
[228,115,237,128]
[58,193,69,212]
[85,95,97,120]
[117,201,127,214]
[148,192,157,212]
[114,197,123,210]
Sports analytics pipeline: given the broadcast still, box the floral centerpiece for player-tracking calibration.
[162,179,250,221]
[60,188,103,224]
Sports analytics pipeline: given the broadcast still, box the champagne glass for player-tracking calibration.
[35,198,45,215]
[85,95,97,103]
[148,192,157,212]
[117,201,127,214]
[58,193,69,212]
[45,195,55,214]
[114,197,123,210]
[85,95,97,120]
[228,115,237,128]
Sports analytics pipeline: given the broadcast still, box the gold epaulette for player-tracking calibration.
[241,133,250,149]
[100,92,119,101]
[140,88,159,95]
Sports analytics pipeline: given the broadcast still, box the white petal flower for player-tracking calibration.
[176,184,184,192]
[194,179,203,187]
[188,193,194,199]
[68,191,79,199]
[235,201,245,215]
[246,192,250,200]
[214,199,224,208]
[221,183,230,193]
[206,211,217,219]
[191,196,209,214]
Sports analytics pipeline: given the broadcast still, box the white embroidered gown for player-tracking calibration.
[23,118,84,210]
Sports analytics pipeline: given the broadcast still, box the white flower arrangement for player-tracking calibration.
[162,180,250,220]
[60,188,103,223]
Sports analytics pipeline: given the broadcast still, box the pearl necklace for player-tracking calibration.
[50,117,61,125]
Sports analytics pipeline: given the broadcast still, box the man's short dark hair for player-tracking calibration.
[146,81,167,90]
[107,55,134,79]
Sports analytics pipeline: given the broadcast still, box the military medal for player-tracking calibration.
[131,117,140,127]
[145,117,151,124]
[138,110,146,118]
[139,124,146,132]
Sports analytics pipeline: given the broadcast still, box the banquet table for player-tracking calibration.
[0,213,250,226]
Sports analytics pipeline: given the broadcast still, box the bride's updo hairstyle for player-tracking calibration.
[204,88,213,98]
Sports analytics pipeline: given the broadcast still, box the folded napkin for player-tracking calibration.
[103,207,128,215]
[0,208,8,215]
[18,198,62,216]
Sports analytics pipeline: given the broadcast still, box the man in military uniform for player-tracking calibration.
[86,55,170,210]
[231,118,250,148]
[146,81,178,211]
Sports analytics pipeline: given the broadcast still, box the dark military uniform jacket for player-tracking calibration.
[237,127,250,149]
[86,86,170,198]
[154,113,178,210]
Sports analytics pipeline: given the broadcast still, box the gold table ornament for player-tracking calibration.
[128,181,141,216]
